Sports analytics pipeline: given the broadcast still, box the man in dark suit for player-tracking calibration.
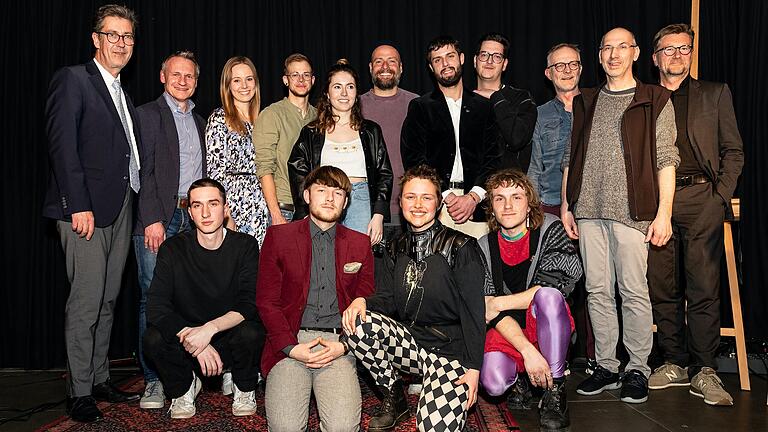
[647,23,744,406]
[256,166,375,431]
[134,51,207,409]
[42,4,142,422]
[401,35,501,239]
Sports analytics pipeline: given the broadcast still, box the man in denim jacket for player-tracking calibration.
[528,43,582,217]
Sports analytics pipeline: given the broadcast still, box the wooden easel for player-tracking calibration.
[722,199,750,391]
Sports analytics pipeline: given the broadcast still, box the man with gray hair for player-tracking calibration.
[561,27,679,404]
[43,4,143,422]
[134,50,207,409]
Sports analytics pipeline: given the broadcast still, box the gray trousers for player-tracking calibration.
[264,330,361,432]
[577,219,652,377]
[58,190,133,397]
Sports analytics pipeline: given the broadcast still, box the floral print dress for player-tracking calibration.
[205,107,268,246]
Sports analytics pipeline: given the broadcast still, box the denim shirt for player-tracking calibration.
[528,98,572,206]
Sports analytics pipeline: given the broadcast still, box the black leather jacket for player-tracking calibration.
[287,119,393,221]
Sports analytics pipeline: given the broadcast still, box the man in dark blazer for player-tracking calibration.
[42,4,142,422]
[647,23,744,406]
[401,35,501,239]
[256,166,375,431]
[133,51,207,410]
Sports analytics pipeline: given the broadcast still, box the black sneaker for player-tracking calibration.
[620,369,649,403]
[576,365,621,395]
[585,358,598,375]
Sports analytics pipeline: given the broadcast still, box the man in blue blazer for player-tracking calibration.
[133,51,207,409]
[43,4,142,422]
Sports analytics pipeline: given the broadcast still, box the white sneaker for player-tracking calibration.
[407,383,423,395]
[169,375,201,419]
[140,380,165,409]
[232,383,257,416]
[222,371,233,396]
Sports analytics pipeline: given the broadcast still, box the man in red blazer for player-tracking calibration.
[257,165,375,431]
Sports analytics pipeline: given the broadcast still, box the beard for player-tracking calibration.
[435,66,462,87]
[309,205,343,224]
[373,70,401,90]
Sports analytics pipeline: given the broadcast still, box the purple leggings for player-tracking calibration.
[480,287,571,396]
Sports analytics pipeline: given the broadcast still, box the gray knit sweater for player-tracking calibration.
[566,87,678,232]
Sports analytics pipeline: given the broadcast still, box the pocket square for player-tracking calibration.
[343,262,362,274]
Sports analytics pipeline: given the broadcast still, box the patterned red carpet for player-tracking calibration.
[39,376,522,431]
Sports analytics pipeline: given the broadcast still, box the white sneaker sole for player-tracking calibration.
[139,399,165,409]
[576,382,621,396]
[689,389,734,406]
[648,381,690,390]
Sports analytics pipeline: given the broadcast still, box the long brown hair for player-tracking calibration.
[484,169,544,232]
[219,56,260,135]
[311,59,363,134]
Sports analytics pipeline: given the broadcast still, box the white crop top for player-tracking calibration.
[320,136,367,178]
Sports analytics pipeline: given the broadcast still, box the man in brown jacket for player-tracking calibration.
[561,27,679,405]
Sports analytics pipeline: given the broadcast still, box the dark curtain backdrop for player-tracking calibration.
[698,0,768,342]
[2,0,763,369]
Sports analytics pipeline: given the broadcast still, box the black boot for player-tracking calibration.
[369,380,409,431]
[538,377,570,432]
[507,375,533,410]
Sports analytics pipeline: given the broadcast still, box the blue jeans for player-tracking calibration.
[134,207,191,383]
[269,208,295,225]
[342,182,371,235]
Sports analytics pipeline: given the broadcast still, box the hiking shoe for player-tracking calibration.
[222,371,233,395]
[507,375,533,410]
[169,374,201,419]
[539,378,569,431]
[576,365,621,395]
[620,370,648,403]
[649,363,689,390]
[232,383,257,416]
[690,367,733,406]
[139,380,165,409]
[585,358,598,375]
[369,380,410,431]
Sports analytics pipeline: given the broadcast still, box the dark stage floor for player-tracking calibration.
[1,367,766,431]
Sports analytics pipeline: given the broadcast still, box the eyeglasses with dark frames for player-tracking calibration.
[95,31,135,46]
[654,44,693,56]
[547,61,582,72]
[477,51,505,64]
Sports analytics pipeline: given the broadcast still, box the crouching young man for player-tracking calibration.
[257,166,375,431]
[478,169,582,432]
[143,178,265,418]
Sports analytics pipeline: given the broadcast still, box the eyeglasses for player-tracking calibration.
[655,44,693,56]
[286,72,313,81]
[477,51,505,64]
[548,61,582,72]
[96,31,135,46]
[599,43,637,54]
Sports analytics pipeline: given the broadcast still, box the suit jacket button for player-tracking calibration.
[123,176,128,180]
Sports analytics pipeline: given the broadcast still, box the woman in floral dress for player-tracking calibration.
[205,56,269,246]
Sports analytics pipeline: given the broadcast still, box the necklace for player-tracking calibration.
[501,228,527,242]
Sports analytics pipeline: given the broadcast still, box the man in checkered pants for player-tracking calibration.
[342,165,488,431]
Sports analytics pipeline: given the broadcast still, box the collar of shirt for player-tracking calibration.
[309,219,337,240]
[93,58,119,89]
[163,91,195,115]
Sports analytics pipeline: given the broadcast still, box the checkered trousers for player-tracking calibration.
[348,311,471,432]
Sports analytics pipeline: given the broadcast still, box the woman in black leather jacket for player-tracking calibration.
[288,59,393,245]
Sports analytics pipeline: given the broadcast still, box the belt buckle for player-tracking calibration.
[176,196,189,209]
